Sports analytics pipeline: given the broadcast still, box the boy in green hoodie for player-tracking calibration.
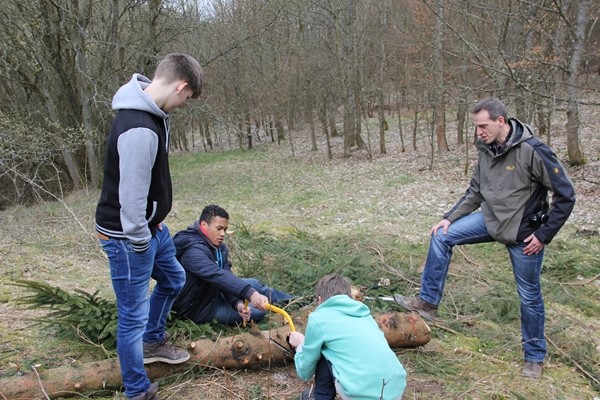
[288,274,406,400]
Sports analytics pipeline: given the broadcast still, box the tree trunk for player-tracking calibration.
[269,118,275,143]
[396,101,405,153]
[433,0,449,153]
[343,101,354,157]
[565,0,589,166]
[204,120,213,150]
[72,0,100,188]
[275,117,285,143]
[319,101,332,160]
[246,114,253,150]
[412,108,419,151]
[199,119,207,152]
[434,101,448,152]
[0,312,430,399]
[456,98,467,145]
[328,102,338,137]
[308,107,317,152]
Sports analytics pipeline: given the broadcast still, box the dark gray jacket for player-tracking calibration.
[445,118,575,244]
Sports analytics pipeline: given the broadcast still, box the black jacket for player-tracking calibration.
[172,221,256,323]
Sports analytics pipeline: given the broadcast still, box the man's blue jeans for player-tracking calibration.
[100,224,185,398]
[213,278,292,325]
[420,212,546,362]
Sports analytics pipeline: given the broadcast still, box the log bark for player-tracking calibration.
[0,311,430,399]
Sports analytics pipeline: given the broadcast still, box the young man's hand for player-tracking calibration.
[236,302,251,322]
[250,292,269,310]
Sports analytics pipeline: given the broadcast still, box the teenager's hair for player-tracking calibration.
[154,53,203,99]
[316,274,352,301]
[199,204,229,224]
[471,97,508,121]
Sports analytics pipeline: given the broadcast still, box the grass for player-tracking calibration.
[0,127,599,399]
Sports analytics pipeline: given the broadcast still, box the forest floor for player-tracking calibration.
[0,104,599,400]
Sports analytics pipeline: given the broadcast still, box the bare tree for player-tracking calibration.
[564,0,590,165]
[432,0,449,152]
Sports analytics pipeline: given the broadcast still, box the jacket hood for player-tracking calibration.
[112,73,167,119]
[173,221,211,258]
[317,294,371,317]
[507,118,534,146]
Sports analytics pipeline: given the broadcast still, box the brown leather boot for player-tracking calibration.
[521,361,543,379]
[393,294,438,320]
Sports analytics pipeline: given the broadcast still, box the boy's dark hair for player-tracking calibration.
[316,274,352,301]
[155,53,203,99]
[199,205,229,224]
[471,97,508,121]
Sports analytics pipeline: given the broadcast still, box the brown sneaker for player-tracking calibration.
[143,336,190,365]
[130,381,159,400]
[521,361,543,379]
[393,294,438,321]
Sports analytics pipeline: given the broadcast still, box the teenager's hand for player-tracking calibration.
[250,292,269,311]
[236,302,251,322]
[287,332,305,349]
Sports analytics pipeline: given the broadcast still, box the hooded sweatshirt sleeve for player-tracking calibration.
[294,314,326,381]
[118,128,159,252]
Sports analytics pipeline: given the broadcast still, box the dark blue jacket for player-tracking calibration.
[172,221,257,323]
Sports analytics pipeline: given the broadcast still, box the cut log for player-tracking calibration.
[0,311,429,399]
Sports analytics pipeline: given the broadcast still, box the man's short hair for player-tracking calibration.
[316,274,352,301]
[471,98,508,121]
[199,205,229,224]
[154,53,203,99]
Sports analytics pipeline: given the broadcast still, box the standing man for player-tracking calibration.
[95,53,203,399]
[395,98,575,379]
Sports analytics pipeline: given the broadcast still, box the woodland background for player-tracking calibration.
[0,0,599,207]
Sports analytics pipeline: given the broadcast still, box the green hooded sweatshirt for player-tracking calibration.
[294,295,406,399]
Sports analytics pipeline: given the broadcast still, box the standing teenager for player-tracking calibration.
[95,53,203,399]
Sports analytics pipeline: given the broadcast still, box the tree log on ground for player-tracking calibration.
[0,311,430,399]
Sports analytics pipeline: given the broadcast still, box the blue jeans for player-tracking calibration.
[420,212,546,362]
[213,278,292,325]
[100,224,185,398]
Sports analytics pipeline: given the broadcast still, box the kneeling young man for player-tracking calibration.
[288,274,407,400]
[172,205,292,325]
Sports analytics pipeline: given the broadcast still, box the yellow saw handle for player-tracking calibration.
[242,300,249,327]
[265,303,296,332]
